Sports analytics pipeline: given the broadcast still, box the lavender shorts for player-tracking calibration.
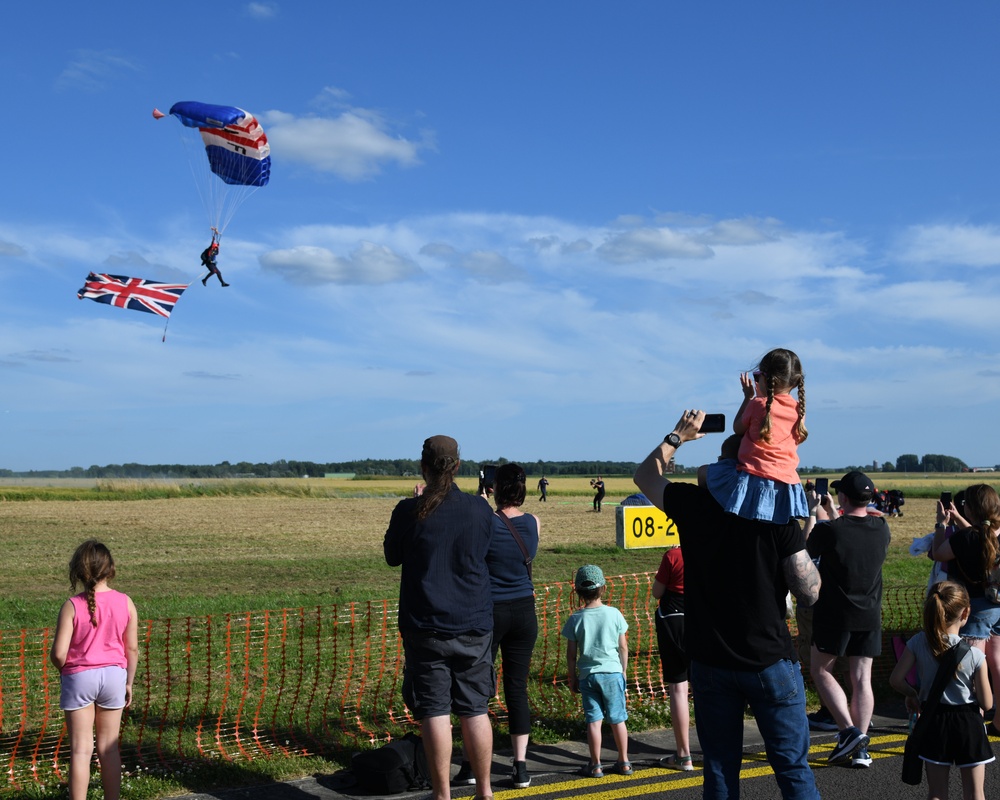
[60,666,127,711]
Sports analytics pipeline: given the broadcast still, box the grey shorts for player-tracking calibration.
[401,631,495,719]
[60,666,127,711]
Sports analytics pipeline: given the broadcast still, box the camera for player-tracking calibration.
[479,464,497,496]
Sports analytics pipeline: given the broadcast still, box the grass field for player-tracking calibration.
[0,473,989,629]
[1,473,993,799]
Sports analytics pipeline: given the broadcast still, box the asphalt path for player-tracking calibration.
[175,710,1000,800]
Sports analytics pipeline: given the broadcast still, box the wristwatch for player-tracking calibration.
[664,432,682,448]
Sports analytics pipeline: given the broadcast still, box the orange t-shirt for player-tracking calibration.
[737,393,802,485]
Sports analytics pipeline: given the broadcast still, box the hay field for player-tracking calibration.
[0,474,958,629]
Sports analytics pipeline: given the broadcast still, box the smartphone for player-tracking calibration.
[815,477,829,495]
[698,413,726,433]
[479,464,497,494]
[940,491,953,506]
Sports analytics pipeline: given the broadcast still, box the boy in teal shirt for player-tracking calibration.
[562,564,631,778]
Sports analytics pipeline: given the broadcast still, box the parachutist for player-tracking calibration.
[200,236,229,287]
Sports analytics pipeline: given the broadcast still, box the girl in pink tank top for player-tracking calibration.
[50,540,138,800]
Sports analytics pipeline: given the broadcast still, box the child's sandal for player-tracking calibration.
[615,760,633,776]
[582,762,604,778]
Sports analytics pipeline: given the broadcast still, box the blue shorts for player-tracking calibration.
[60,666,127,711]
[580,672,628,725]
[960,598,1000,641]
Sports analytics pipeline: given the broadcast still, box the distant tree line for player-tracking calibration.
[0,453,991,480]
[0,458,646,480]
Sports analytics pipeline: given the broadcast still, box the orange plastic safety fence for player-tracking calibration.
[0,580,926,789]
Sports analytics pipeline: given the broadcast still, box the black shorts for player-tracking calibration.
[401,631,495,719]
[655,610,688,684]
[812,625,881,658]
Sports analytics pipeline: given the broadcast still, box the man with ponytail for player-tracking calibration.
[384,435,496,800]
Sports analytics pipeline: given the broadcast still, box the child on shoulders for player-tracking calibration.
[706,347,809,524]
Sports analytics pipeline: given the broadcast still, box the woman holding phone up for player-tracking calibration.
[931,483,1000,736]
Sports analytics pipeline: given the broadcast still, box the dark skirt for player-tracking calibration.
[919,703,995,768]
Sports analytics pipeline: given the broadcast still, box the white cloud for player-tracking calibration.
[0,240,26,258]
[894,223,1000,267]
[263,109,426,180]
[259,242,421,285]
[246,2,277,18]
[56,50,138,92]
[596,227,714,263]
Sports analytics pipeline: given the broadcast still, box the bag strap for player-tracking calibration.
[919,640,971,722]
[496,511,533,580]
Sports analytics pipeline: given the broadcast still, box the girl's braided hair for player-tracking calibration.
[68,539,116,628]
[756,348,808,445]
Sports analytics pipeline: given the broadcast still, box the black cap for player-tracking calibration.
[831,470,874,504]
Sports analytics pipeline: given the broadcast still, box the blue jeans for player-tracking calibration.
[691,658,819,800]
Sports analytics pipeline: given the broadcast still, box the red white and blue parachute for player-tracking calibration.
[155,101,270,234]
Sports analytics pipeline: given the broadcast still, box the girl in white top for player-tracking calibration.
[890,581,993,799]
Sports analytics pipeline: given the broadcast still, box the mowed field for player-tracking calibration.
[0,474,989,630]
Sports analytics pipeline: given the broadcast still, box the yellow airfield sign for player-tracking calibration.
[615,504,679,549]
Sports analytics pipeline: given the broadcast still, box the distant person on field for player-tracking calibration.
[537,476,549,502]
[890,581,994,798]
[705,348,809,524]
[635,410,821,800]
[384,435,496,800]
[562,564,631,778]
[592,477,606,512]
[50,540,139,800]
[651,545,693,771]
[808,471,890,768]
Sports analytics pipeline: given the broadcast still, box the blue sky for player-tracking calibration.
[3,2,1000,472]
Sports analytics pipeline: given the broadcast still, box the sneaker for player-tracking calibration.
[807,707,839,731]
[851,746,872,768]
[511,759,530,788]
[452,760,475,785]
[828,726,869,764]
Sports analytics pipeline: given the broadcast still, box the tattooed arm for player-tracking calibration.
[783,549,821,607]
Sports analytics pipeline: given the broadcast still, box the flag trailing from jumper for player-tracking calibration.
[77,273,189,318]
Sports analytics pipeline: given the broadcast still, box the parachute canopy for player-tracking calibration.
[159,101,270,235]
[168,101,271,187]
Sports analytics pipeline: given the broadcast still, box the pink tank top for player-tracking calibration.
[62,590,131,675]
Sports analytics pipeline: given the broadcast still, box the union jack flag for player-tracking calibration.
[77,273,189,318]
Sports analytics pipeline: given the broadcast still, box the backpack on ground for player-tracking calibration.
[351,732,429,794]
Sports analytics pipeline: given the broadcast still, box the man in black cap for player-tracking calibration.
[808,470,891,768]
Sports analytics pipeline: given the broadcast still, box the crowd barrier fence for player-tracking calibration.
[0,577,926,791]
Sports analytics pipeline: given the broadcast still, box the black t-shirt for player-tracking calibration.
[806,514,890,630]
[661,482,805,671]
[949,526,991,599]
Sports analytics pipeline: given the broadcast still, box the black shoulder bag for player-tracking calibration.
[496,511,533,580]
[902,639,971,785]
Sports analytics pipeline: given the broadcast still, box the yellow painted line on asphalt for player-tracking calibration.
[492,769,702,800]
[489,734,914,799]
